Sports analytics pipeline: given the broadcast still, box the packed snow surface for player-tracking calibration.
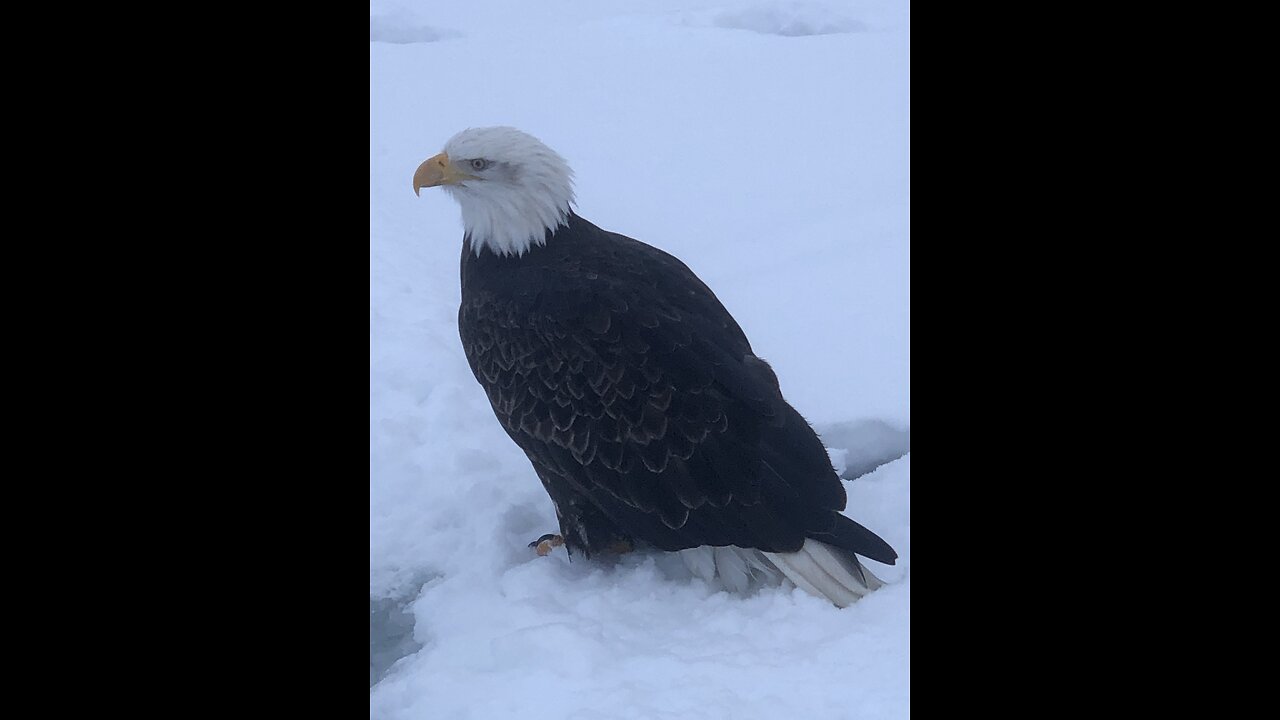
[371,1,909,717]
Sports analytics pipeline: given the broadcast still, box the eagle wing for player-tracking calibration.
[460,234,896,564]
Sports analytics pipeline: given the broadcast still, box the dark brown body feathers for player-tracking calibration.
[459,213,896,566]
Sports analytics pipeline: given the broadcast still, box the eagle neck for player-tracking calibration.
[465,211,589,260]
[450,184,573,258]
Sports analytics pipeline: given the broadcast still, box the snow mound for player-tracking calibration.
[816,419,910,479]
[370,11,459,44]
[710,2,868,37]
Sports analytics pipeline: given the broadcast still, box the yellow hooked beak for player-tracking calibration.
[413,152,469,195]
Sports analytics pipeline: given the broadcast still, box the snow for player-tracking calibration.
[371,0,909,716]
[704,2,869,37]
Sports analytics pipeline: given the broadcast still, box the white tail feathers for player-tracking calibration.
[677,540,884,608]
[679,545,783,594]
[764,540,883,608]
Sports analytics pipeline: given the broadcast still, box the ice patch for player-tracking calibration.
[370,571,439,687]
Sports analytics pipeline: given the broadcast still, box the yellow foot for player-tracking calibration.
[529,533,564,556]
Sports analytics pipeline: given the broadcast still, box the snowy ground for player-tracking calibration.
[371,1,909,717]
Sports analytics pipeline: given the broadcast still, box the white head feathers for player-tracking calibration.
[431,127,576,257]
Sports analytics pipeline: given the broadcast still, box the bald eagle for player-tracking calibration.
[414,127,896,607]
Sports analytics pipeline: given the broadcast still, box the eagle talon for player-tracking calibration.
[530,533,564,556]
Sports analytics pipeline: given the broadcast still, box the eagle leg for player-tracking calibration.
[604,538,634,554]
[529,533,564,556]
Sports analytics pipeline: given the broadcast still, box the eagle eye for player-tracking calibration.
[470,159,490,172]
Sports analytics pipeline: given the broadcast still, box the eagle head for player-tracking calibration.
[414,126,576,257]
